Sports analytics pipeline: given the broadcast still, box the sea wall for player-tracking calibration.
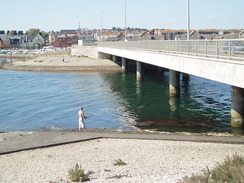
[71,45,99,59]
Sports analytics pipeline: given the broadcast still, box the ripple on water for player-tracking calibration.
[0,67,236,134]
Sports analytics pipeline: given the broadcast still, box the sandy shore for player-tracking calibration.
[1,52,121,71]
[0,138,244,183]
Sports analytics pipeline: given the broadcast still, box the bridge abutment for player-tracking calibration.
[137,61,144,80]
[231,86,244,128]
[169,70,180,97]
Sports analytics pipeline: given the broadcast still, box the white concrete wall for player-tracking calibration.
[71,46,98,59]
[98,47,244,88]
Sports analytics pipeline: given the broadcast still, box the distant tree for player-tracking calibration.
[40,31,48,39]
[17,31,24,35]
[7,30,10,35]
[26,28,40,35]
[117,27,122,31]
[9,30,17,35]
[0,30,5,34]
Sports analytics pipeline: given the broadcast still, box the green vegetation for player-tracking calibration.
[113,159,127,166]
[68,163,90,182]
[77,55,88,58]
[179,154,244,183]
[26,28,40,36]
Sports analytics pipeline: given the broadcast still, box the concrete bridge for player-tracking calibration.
[73,39,244,128]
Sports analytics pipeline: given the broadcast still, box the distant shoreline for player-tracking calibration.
[0,52,121,72]
[0,54,32,59]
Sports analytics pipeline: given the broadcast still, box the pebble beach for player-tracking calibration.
[0,138,244,183]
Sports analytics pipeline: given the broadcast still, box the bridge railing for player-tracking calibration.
[98,39,244,61]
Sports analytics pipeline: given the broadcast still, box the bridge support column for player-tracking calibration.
[183,73,190,82]
[112,55,117,62]
[231,86,244,128]
[169,70,180,97]
[136,61,144,80]
[158,67,165,76]
[122,58,127,73]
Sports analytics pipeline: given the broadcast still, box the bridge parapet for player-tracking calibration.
[99,39,244,61]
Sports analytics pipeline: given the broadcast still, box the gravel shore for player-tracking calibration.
[1,52,121,71]
[1,138,244,183]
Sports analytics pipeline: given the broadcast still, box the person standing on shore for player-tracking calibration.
[78,107,87,132]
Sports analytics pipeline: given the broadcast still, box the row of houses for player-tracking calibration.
[99,29,244,41]
[1,29,244,49]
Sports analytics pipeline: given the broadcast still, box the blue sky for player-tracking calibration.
[1,0,243,32]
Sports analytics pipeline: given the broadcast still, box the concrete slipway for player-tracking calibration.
[1,131,244,155]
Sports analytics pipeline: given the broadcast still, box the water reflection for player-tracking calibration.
[136,80,142,96]
[99,70,236,134]
[169,97,177,112]
[0,63,242,134]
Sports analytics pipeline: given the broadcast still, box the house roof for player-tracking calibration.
[49,30,56,35]
[60,30,77,34]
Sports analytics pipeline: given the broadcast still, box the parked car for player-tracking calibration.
[0,51,10,54]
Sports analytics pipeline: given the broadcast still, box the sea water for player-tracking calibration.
[0,58,235,134]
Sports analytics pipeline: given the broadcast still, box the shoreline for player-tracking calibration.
[0,52,121,72]
[0,125,241,138]
[1,130,244,183]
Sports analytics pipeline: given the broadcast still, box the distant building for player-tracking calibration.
[49,30,57,44]
[240,30,244,39]
[60,30,77,34]
[16,34,45,49]
[32,34,45,48]
[0,34,11,49]
[51,33,78,48]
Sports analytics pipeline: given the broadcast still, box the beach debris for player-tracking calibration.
[0,137,8,141]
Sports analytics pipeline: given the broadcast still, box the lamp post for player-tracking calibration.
[187,0,190,40]
[101,12,104,41]
[124,0,127,41]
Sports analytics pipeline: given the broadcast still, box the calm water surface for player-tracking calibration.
[0,58,237,134]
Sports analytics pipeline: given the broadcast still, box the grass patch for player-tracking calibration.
[104,169,111,172]
[179,154,244,183]
[68,163,90,182]
[77,55,89,58]
[113,159,127,166]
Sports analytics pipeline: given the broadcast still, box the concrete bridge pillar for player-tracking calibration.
[122,58,127,73]
[136,61,144,80]
[183,73,190,82]
[169,70,180,97]
[112,55,117,62]
[158,67,165,76]
[231,86,244,128]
